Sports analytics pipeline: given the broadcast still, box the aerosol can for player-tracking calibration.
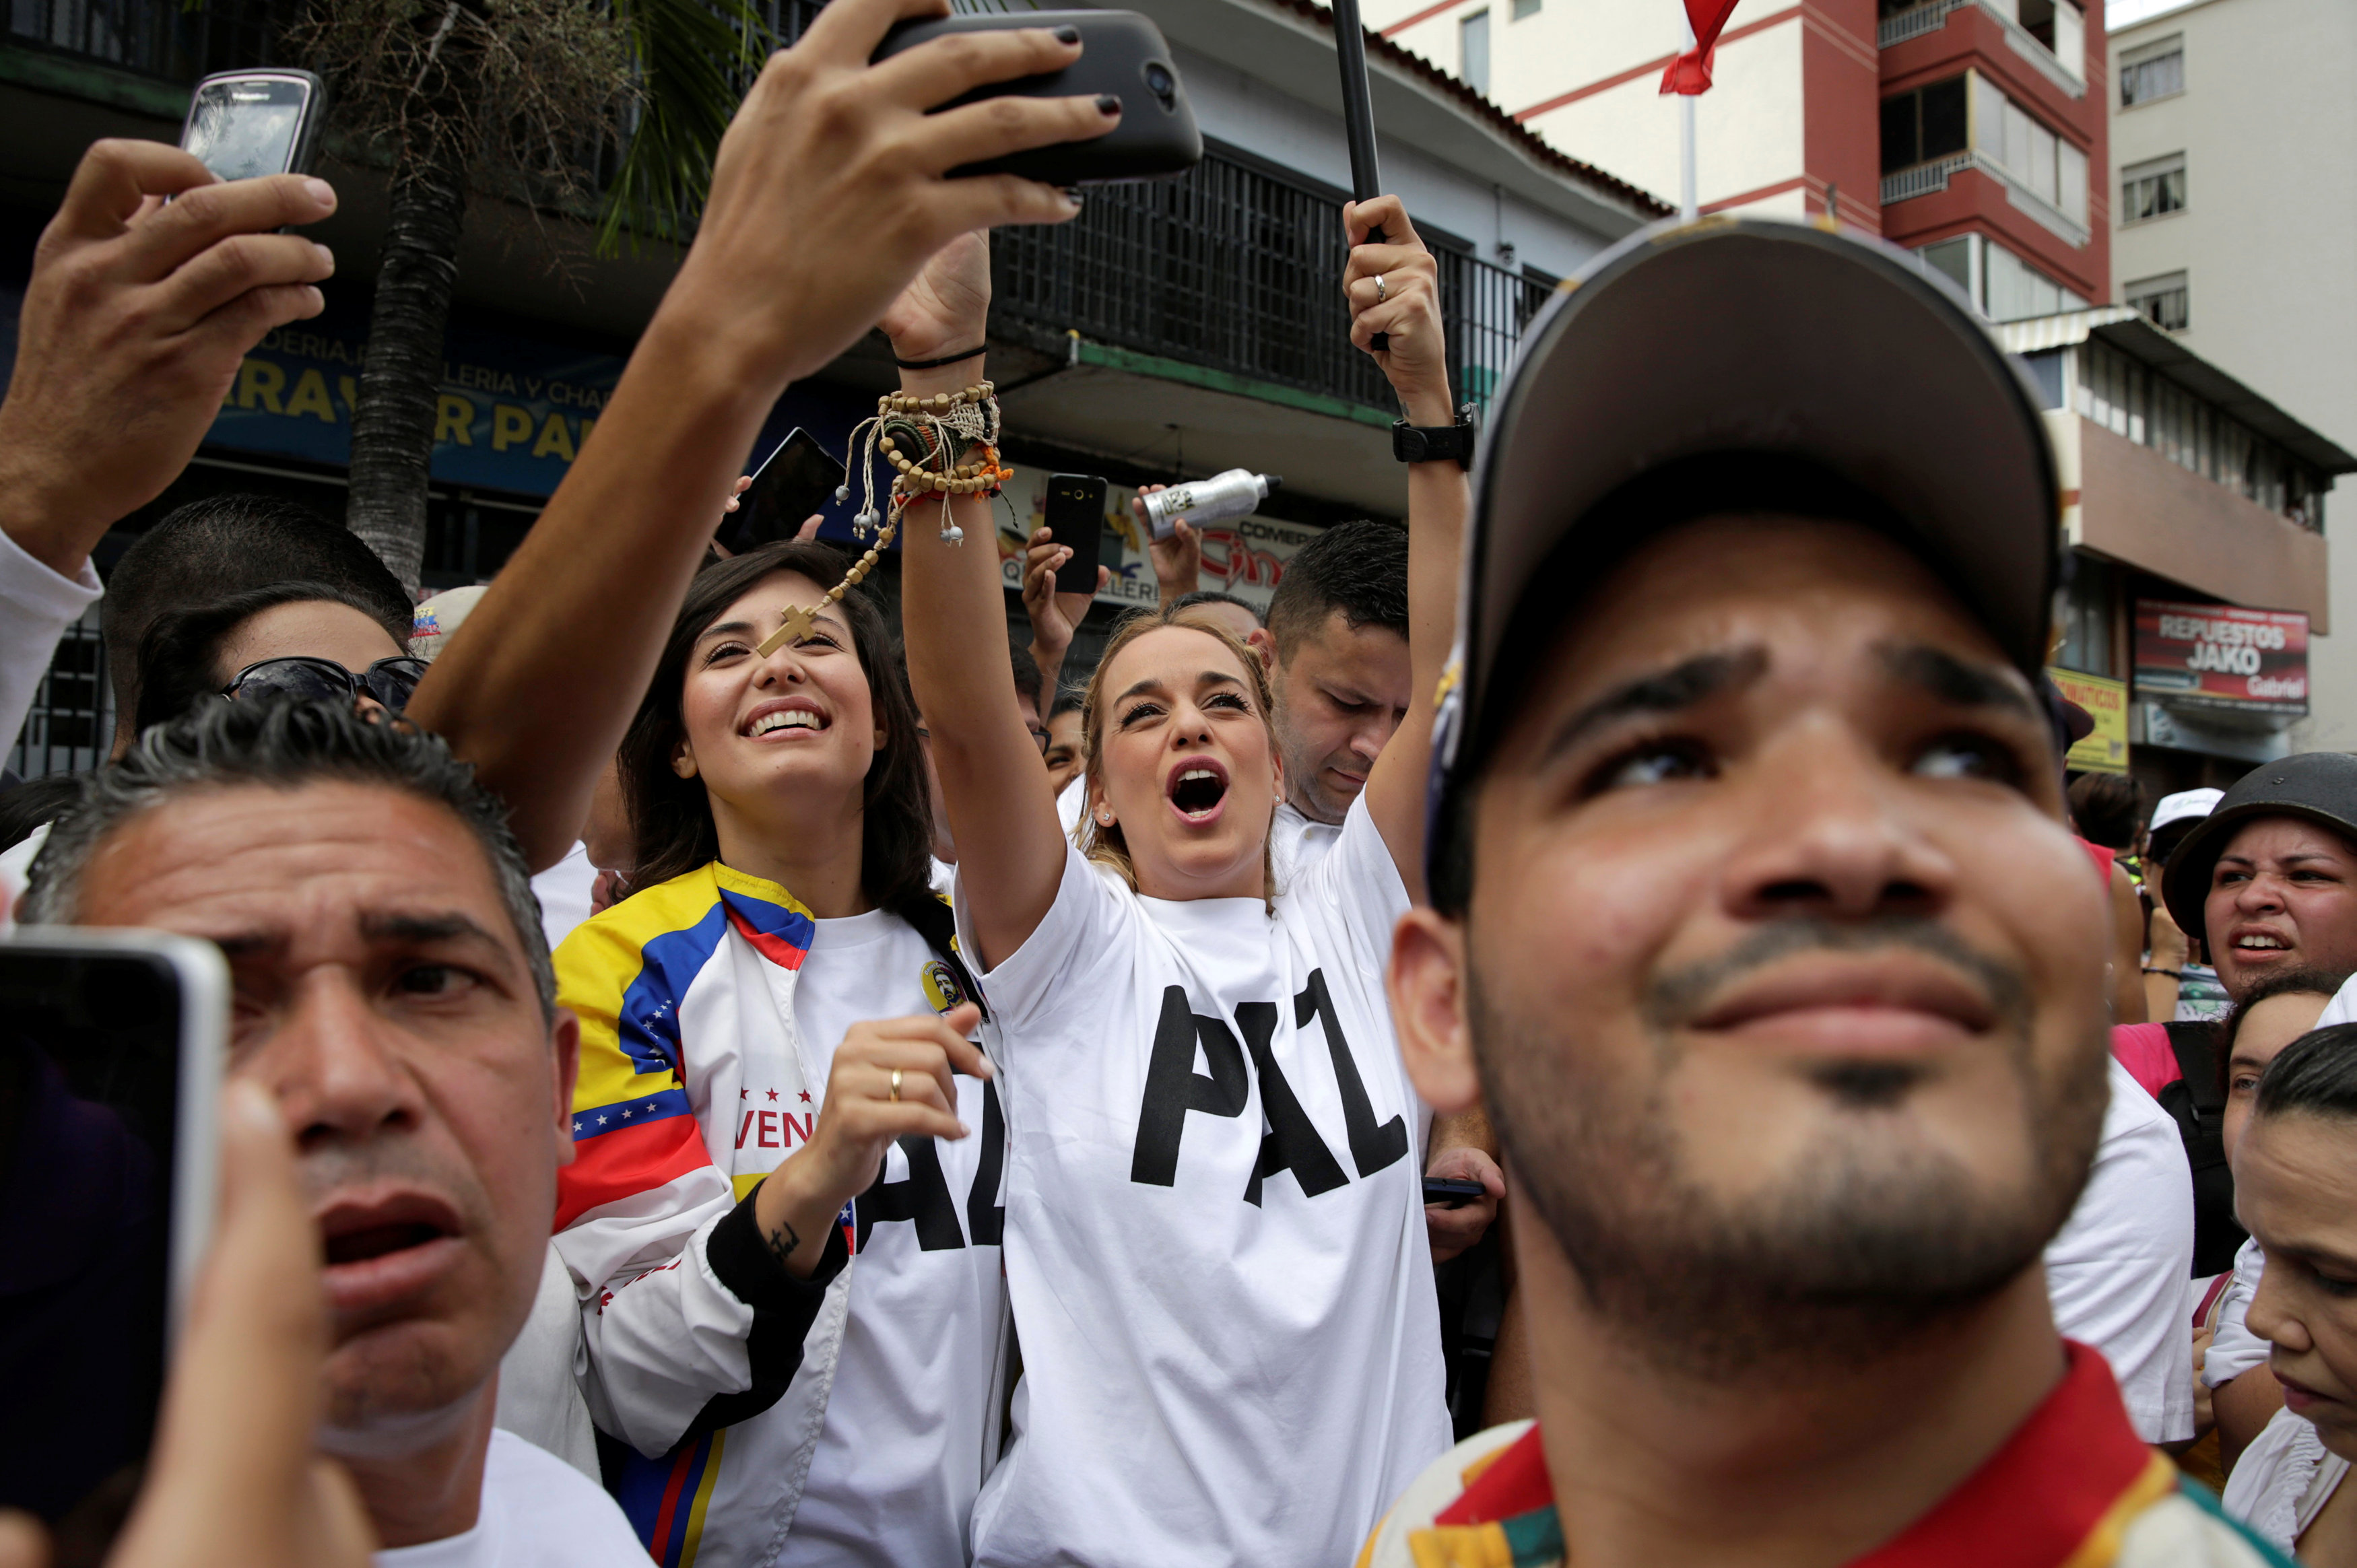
[1141,469,1281,539]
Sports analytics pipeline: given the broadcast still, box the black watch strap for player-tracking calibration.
[1392,403,1477,466]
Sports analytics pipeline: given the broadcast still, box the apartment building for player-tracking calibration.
[2106,0,2357,751]
[1366,0,2109,321]
[2008,308,2352,792]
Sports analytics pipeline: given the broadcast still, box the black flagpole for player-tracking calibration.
[1330,0,1389,350]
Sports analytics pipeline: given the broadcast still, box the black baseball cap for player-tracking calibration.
[2160,753,2357,947]
[1428,215,2062,910]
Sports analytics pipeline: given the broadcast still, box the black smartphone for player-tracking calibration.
[180,69,327,182]
[871,10,1201,185]
[1423,1177,1488,1209]
[0,930,226,1564]
[719,429,848,555]
[1044,474,1108,596]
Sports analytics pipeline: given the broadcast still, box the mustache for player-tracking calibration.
[1642,916,2032,1038]
[298,1135,482,1228]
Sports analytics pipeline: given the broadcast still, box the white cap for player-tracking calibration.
[409,584,489,662]
[2150,788,2223,833]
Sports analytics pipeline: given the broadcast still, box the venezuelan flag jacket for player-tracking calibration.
[548,862,1009,1568]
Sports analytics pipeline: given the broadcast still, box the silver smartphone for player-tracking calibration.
[0,929,228,1553]
[180,68,327,182]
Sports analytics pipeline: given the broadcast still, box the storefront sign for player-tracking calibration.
[205,309,865,504]
[994,464,1320,614]
[2047,668,2129,773]
[2133,599,2310,716]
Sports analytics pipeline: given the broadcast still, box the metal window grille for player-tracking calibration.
[8,605,112,781]
[994,149,1549,415]
[7,0,279,80]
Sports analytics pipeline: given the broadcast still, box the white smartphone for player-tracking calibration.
[180,68,327,182]
[0,928,228,1546]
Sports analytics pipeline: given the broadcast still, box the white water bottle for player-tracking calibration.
[1141,469,1280,539]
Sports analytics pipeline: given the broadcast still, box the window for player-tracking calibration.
[1511,0,1539,19]
[2059,141,2088,226]
[1880,76,1966,174]
[1968,72,2086,225]
[1985,241,2067,322]
[2121,153,2187,223]
[2119,36,2183,106]
[1917,236,1972,298]
[1460,9,1490,95]
[1910,234,2083,322]
[2127,270,2190,331]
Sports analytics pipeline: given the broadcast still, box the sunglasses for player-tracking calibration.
[220,654,430,712]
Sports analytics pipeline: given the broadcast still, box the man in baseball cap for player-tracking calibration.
[2160,756,2357,1009]
[1370,216,2259,1566]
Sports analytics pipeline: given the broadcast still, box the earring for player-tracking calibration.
[1096,809,1115,826]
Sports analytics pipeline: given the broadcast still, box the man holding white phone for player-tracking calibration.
[22,699,646,1568]
[0,137,338,757]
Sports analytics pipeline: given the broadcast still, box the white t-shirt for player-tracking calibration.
[374,1429,642,1568]
[531,842,598,954]
[959,798,1451,1568]
[2316,972,2357,1031]
[0,529,102,752]
[780,906,1005,1568]
[2222,1404,2352,1553]
[2205,1235,2272,1388]
[1270,800,1342,891]
[0,819,47,928]
[2044,1057,2197,1443]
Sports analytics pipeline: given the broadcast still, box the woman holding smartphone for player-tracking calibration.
[550,537,1007,1568]
[898,207,1465,1567]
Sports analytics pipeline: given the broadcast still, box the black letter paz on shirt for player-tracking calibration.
[1129,972,1409,1204]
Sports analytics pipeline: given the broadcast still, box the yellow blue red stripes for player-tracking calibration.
[553,865,814,1231]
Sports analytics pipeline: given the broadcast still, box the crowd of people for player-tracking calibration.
[5,1,2357,1564]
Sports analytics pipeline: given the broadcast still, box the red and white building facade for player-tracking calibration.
[1362,0,2110,322]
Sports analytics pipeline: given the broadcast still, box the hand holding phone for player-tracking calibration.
[0,931,226,1550]
[871,11,1201,185]
[1422,1177,1488,1209]
[1043,475,1108,596]
[717,430,849,555]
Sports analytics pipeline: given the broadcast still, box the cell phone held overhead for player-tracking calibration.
[871,10,1201,186]
[1044,473,1108,596]
[180,69,326,184]
[719,429,849,555]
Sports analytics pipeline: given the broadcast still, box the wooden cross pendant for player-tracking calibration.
[756,602,818,658]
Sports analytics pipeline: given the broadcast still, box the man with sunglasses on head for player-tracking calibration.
[0,578,427,926]
[131,581,426,731]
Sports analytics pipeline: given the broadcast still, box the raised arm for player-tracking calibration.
[1348,196,1467,901]
[403,0,1114,870]
[893,235,1068,970]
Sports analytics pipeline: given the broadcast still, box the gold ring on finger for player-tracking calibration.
[888,1067,902,1103]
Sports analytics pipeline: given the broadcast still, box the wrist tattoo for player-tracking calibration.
[765,1219,801,1269]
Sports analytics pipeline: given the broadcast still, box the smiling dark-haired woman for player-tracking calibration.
[550,537,1011,1568]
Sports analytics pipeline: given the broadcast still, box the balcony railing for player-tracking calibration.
[1881,149,2089,247]
[1875,0,2084,97]
[995,149,1552,416]
[7,0,284,82]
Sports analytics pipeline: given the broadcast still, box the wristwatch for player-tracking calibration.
[1392,403,1477,467]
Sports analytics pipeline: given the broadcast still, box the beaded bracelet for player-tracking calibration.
[753,377,1007,658]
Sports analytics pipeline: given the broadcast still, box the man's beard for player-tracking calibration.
[1273,699,1351,827]
[1468,916,2107,1384]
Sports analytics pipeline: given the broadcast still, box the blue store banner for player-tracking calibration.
[206,308,873,525]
